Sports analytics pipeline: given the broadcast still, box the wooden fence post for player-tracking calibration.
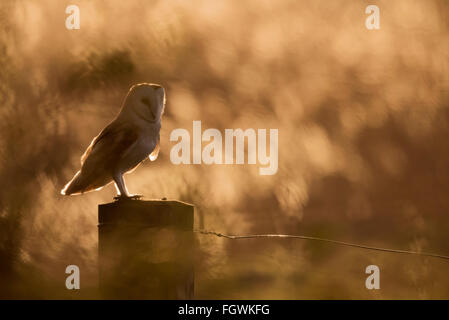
[98,199,194,299]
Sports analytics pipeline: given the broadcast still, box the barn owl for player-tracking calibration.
[61,83,165,198]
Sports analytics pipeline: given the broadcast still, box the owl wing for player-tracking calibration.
[63,121,140,195]
[81,121,139,174]
[149,135,160,161]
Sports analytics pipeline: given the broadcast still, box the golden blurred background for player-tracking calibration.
[0,0,448,299]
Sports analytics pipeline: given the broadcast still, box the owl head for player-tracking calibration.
[120,83,166,123]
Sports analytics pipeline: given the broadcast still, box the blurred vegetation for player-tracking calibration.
[62,50,135,94]
[0,0,448,299]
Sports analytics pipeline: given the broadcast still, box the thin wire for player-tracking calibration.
[194,229,449,262]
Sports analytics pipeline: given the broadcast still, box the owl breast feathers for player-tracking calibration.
[62,83,165,197]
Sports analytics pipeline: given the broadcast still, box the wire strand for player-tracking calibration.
[194,230,449,262]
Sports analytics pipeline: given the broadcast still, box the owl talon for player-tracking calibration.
[114,194,143,201]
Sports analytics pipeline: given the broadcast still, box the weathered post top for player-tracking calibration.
[98,199,194,230]
[98,199,194,299]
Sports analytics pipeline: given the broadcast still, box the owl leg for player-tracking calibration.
[113,173,129,197]
[113,174,142,200]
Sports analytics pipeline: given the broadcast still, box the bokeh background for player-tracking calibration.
[1,0,449,299]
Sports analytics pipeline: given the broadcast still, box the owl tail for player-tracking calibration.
[61,170,85,195]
